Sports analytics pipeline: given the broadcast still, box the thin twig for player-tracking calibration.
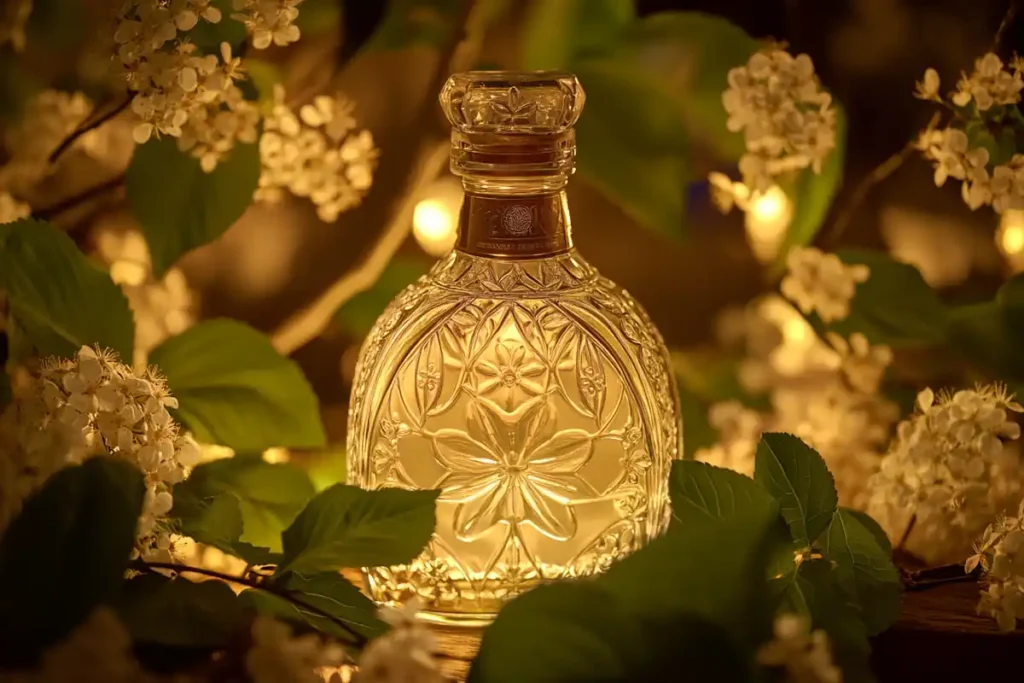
[269,0,478,356]
[133,560,368,646]
[901,562,979,592]
[48,96,133,165]
[895,514,918,553]
[817,112,941,249]
[993,0,1020,54]
[33,173,126,221]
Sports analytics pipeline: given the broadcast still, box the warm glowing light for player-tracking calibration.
[262,447,291,464]
[413,176,463,257]
[998,210,1024,273]
[744,185,793,263]
[783,317,808,343]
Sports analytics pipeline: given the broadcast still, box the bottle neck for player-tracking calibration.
[456,183,573,259]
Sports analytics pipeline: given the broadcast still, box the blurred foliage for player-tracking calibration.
[333,257,430,338]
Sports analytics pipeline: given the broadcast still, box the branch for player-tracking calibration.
[48,96,133,165]
[817,112,940,249]
[32,172,126,221]
[993,0,1020,54]
[133,560,368,646]
[269,0,478,355]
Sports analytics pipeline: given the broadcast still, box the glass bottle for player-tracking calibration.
[347,71,682,627]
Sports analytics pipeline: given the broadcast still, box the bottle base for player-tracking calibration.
[416,608,497,629]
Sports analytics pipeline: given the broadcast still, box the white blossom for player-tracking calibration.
[0,346,200,559]
[0,191,31,224]
[914,67,941,101]
[0,0,32,52]
[721,47,837,193]
[756,613,842,683]
[3,608,142,683]
[868,384,1024,564]
[694,401,762,476]
[256,85,379,222]
[354,599,442,683]
[232,0,302,50]
[246,616,344,683]
[950,53,1023,111]
[780,246,869,323]
[968,501,1024,631]
[827,332,893,395]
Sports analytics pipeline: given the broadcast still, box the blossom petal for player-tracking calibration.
[453,477,511,541]
[432,429,498,473]
[526,472,596,503]
[526,429,593,472]
[519,478,577,540]
[437,470,501,504]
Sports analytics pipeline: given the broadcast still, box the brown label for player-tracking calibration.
[457,193,571,258]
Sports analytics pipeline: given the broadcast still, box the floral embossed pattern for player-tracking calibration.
[347,250,680,622]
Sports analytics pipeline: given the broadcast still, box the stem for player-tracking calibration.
[33,173,126,221]
[48,96,133,165]
[993,0,1020,54]
[817,112,941,249]
[895,514,918,552]
[268,0,478,356]
[901,562,980,591]
[134,560,368,647]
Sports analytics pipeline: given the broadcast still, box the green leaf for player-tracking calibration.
[294,0,343,35]
[618,11,760,161]
[773,105,847,274]
[150,319,326,451]
[278,485,439,575]
[997,272,1024,340]
[521,0,635,70]
[948,300,1023,378]
[305,447,348,492]
[0,219,134,361]
[185,0,247,51]
[574,57,689,238]
[669,459,777,522]
[754,432,837,548]
[823,509,901,636]
[171,489,280,564]
[173,455,316,553]
[0,458,144,665]
[598,512,777,643]
[828,249,949,348]
[127,137,260,278]
[334,258,429,338]
[777,559,874,683]
[677,388,716,458]
[241,572,386,643]
[363,0,466,51]
[468,582,648,683]
[112,574,247,648]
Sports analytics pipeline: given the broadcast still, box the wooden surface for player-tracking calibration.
[344,569,1024,681]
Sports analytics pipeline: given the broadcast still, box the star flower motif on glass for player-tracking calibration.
[476,341,545,408]
[432,394,596,542]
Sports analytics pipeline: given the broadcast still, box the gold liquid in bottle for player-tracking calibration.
[347,71,682,626]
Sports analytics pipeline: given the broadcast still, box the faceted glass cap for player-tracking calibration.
[440,71,585,135]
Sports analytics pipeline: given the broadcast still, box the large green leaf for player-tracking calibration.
[468,582,647,683]
[669,459,777,523]
[173,455,315,553]
[754,433,837,548]
[618,11,760,161]
[112,574,247,648]
[0,218,134,361]
[150,319,326,451]
[574,57,690,238]
[0,458,144,665]
[171,487,280,564]
[774,105,847,274]
[334,258,429,338]
[823,508,901,636]
[947,300,1023,378]
[241,572,386,644]
[127,137,260,278]
[776,559,874,683]
[277,485,439,575]
[520,0,635,70]
[828,249,949,348]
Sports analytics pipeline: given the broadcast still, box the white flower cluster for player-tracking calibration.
[232,0,302,49]
[0,0,32,52]
[868,384,1024,564]
[915,55,1024,214]
[256,85,379,222]
[353,600,442,683]
[246,615,344,683]
[781,246,869,323]
[722,47,837,194]
[0,346,201,558]
[756,613,842,683]
[967,501,1024,631]
[4,608,142,683]
[114,1,259,170]
[699,295,897,507]
[0,191,31,224]
[95,228,197,369]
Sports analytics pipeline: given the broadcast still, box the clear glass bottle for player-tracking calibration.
[347,71,682,626]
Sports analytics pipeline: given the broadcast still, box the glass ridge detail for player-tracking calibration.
[346,71,682,626]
